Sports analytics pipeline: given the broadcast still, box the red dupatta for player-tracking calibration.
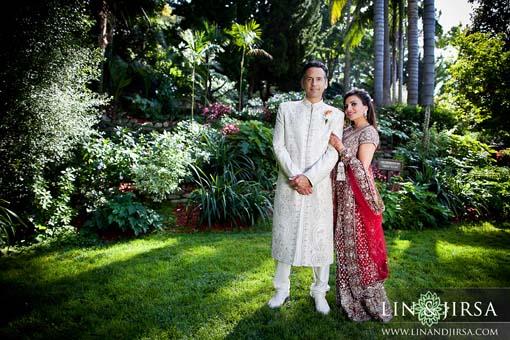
[347,166,389,281]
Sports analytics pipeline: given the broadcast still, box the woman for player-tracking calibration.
[329,88,392,322]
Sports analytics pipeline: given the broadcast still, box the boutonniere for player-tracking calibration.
[323,110,333,124]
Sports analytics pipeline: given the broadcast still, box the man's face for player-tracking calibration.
[301,67,328,101]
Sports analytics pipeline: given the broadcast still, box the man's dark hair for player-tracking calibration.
[301,60,328,79]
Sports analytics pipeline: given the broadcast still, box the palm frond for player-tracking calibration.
[227,20,263,49]
[246,48,273,60]
[344,17,366,49]
[329,0,350,25]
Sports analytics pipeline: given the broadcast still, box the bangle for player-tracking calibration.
[338,148,351,161]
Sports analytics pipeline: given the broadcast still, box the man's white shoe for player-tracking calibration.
[268,290,290,308]
[311,292,330,315]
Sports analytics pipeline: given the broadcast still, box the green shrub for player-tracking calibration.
[379,180,452,230]
[77,129,141,212]
[226,120,276,190]
[393,129,507,222]
[170,120,213,167]
[188,165,272,228]
[132,121,213,201]
[78,122,212,207]
[32,167,77,228]
[441,30,510,145]
[185,120,274,228]
[377,110,419,145]
[377,104,458,150]
[85,193,163,236]
[0,0,108,228]
[132,131,193,202]
[441,166,510,221]
[379,104,457,131]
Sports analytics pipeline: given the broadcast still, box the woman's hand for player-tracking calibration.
[329,133,344,152]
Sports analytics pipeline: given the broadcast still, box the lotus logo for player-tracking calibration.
[414,291,444,327]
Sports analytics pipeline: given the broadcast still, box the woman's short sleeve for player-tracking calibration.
[358,126,380,147]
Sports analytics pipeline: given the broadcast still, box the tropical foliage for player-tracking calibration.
[0,0,508,246]
[441,29,510,144]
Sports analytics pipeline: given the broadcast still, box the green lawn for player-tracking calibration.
[1,222,509,339]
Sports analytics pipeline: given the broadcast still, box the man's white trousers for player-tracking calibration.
[272,261,330,295]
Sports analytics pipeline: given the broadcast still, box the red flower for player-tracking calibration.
[221,123,240,135]
[201,102,232,122]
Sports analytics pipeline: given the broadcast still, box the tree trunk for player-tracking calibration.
[407,0,419,106]
[391,0,398,103]
[239,47,245,112]
[343,48,351,92]
[98,0,111,94]
[98,0,110,51]
[191,66,195,121]
[204,54,210,105]
[343,0,353,91]
[422,0,435,149]
[374,0,384,106]
[421,0,435,107]
[398,0,404,103]
[423,105,431,150]
[383,0,391,105]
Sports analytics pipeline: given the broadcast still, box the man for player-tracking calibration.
[268,60,344,314]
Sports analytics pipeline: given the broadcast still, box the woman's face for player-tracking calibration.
[344,95,368,121]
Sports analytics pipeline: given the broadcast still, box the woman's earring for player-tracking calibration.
[363,111,368,117]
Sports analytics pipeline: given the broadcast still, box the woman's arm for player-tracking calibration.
[358,143,376,170]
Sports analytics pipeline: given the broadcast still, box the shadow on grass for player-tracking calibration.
[224,284,389,340]
[1,223,508,338]
[0,232,272,339]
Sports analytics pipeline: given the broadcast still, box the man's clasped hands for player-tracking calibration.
[288,175,313,195]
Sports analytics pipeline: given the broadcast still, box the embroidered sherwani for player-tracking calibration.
[271,99,344,267]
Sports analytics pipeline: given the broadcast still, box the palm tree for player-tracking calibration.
[391,0,398,103]
[407,0,419,105]
[374,0,384,106]
[227,20,272,112]
[398,0,404,103]
[180,29,221,121]
[329,0,353,90]
[422,0,435,149]
[383,0,391,105]
[422,0,435,107]
[329,0,351,89]
[97,0,111,93]
[329,0,374,92]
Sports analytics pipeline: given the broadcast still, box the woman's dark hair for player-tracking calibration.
[343,88,377,128]
[301,60,328,79]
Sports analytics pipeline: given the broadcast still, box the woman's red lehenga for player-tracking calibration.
[332,125,392,322]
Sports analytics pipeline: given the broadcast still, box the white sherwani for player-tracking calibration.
[271,98,344,267]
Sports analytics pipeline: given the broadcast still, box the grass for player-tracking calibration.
[0,221,509,339]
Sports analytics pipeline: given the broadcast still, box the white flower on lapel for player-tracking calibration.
[323,110,333,124]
